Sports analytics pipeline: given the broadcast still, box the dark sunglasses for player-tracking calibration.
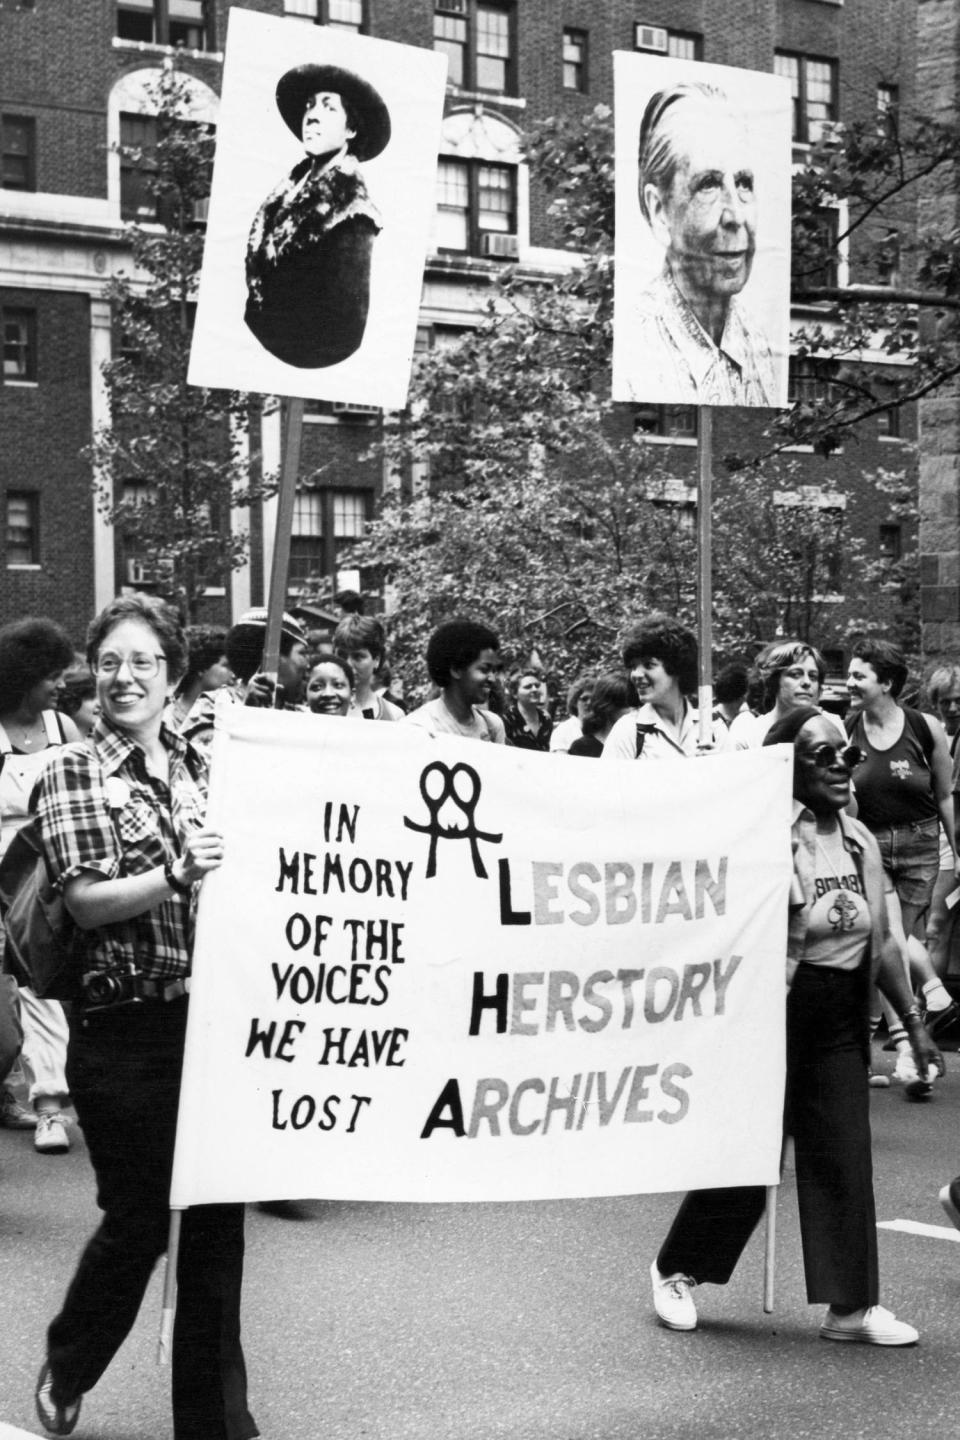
[801,742,863,771]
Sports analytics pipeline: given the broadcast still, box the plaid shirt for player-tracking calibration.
[34,716,208,981]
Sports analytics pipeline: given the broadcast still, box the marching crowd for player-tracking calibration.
[1,597,959,1435]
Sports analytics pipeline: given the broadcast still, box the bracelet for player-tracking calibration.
[163,858,192,896]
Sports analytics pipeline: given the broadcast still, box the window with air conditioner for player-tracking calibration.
[436,158,517,259]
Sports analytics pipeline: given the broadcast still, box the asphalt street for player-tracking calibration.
[2,1046,960,1440]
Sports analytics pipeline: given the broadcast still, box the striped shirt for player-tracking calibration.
[34,717,208,981]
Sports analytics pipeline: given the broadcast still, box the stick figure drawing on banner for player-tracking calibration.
[404,761,502,880]
[244,63,391,369]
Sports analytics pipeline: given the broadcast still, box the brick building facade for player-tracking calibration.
[0,0,936,663]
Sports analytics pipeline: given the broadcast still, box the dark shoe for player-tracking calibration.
[35,1361,81,1435]
[940,1176,960,1231]
[0,1084,37,1129]
[924,1001,960,1039]
[257,1199,310,1219]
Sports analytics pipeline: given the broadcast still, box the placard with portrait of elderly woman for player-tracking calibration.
[188,9,446,408]
[612,53,792,409]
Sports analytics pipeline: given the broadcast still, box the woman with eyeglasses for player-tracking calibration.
[729,639,845,750]
[31,595,257,1440]
[650,706,940,1347]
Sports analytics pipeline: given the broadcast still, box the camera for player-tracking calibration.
[82,965,145,1012]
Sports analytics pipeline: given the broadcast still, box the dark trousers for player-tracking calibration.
[47,998,258,1440]
[657,963,879,1309]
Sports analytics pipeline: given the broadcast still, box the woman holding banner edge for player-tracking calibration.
[32,595,257,1440]
[650,706,940,1346]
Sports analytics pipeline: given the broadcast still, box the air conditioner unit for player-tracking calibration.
[635,23,668,53]
[331,401,381,418]
[480,231,519,260]
[125,556,173,585]
[815,120,845,147]
[125,557,153,585]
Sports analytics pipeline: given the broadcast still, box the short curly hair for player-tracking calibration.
[620,614,698,694]
[0,617,76,712]
[86,595,187,684]
[850,638,908,699]
[426,619,499,688]
[182,626,228,684]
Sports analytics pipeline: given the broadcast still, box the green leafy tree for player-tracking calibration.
[88,66,272,620]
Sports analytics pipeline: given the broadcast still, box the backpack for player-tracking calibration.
[635,723,657,758]
[0,815,83,999]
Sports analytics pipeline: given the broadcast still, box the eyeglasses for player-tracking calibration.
[95,652,168,680]
[800,742,863,771]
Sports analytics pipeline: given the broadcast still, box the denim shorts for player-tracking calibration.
[872,815,940,912]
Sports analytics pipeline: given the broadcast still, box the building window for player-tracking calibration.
[119,113,208,224]
[283,0,365,28]
[289,488,370,587]
[788,358,838,408]
[119,113,158,221]
[563,29,587,91]
[1,115,36,191]
[877,404,902,439]
[6,492,39,566]
[774,52,838,144]
[879,523,902,562]
[793,208,839,292]
[116,0,211,49]
[634,25,702,60]
[434,2,515,96]
[290,490,324,588]
[2,307,37,382]
[877,83,898,134]
[667,31,702,60]
[634,404,697,440]
[436,158,516,256]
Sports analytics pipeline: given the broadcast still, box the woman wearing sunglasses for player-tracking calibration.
[649,706,940,1346]
[31,595,257,1440]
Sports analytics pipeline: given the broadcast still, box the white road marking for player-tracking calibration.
[877,1219,960,1242]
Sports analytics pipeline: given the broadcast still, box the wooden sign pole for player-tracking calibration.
[262,397,305,702]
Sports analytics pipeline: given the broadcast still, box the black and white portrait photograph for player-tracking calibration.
[188,8,446,406]
[612,52,791,409]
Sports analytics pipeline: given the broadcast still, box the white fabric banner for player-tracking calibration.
[170,709,792,1206]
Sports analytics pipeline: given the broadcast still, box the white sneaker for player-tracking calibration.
[650,1260,697,1331]
[893,1050,933,1100]
[34,1113,70,1155]
[820,1304,918,1346]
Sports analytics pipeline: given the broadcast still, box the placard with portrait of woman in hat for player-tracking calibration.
[188,8,446,407]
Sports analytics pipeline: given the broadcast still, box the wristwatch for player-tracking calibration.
[163,858,192,896]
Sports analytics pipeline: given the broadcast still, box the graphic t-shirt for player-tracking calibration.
[802,824,871,971]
